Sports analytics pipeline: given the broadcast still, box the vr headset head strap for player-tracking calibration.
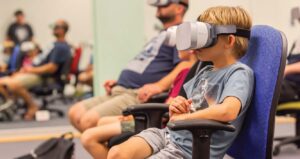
[214,25,251,39]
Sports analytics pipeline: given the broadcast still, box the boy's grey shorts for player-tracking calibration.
[135,128,186,159]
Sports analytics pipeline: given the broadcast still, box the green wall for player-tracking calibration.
[93,0,144,95]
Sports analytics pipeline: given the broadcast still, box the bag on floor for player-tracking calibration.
[15,132,75,159]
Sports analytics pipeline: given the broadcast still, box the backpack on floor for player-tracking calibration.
[15,132,75,159]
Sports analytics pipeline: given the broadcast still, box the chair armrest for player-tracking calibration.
[167,119,235,159]
[147,92,169,103]
[167,119,235,132]
[122,103,169,132]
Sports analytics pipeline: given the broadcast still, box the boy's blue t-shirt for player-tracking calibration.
[169,62,254,159]
[117,31,180,89]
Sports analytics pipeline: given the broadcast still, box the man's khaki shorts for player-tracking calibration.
[13,73,42,89]
[81,86,140,117]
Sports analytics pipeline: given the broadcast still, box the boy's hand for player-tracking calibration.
[103,80,117,95]
[169,96,192,117]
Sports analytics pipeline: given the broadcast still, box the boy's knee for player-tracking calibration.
[80,130,94,149]
[108,145,129,159]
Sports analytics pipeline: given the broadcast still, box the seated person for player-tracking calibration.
[20,41,42,68]
[0,20,71,120]
[0,40,15,73]
[68,0,190,132]
[80,49,197,159]
[78,63,93,86]
[279,38,300,104]
[107,6,254,159]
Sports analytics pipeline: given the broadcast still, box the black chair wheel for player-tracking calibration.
[58,112,64,117]
[273,147,280,156]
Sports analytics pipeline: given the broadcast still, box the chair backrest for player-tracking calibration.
[70,47,82,74]
[8,45,20,71]
[227,25,287,159]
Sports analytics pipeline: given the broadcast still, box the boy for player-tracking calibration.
[107,6,254,159]
[80,49,197,159]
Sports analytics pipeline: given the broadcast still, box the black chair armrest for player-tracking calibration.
[147,92,169,103]
[122,103,169,132]
[168,119,235,132]
[167,119,235,159]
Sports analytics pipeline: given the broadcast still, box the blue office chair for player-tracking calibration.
[167,25,287,159]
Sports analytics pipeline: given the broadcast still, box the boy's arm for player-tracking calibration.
[284,62,300,76]
[171,97,241,122]
[138,61,193,102]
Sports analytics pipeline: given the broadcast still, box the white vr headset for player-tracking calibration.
[176,22,251,51]
[148,0,188,8]
[164,26,177,46]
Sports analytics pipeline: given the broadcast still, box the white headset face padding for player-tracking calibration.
[164,26,177,46]
[176,22,211,51]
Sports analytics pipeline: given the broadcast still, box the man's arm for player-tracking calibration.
[23,63,58,75]
[171,97,242,123]
[285,62,300,76]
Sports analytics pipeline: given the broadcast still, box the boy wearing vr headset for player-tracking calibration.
[69,0,190,132]
[108,6,254,159]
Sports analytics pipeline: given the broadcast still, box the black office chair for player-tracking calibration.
[30,57,72,118]
[273,101,300,155]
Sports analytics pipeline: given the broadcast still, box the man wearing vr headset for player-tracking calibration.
[68,0,190,132]
[0,20,71,120]
[108,6,254,159]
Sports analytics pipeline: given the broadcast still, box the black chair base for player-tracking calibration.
[273,136,300,156]
[273,113,300,156]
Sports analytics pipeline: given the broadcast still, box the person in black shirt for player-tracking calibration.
[6,10,34,45]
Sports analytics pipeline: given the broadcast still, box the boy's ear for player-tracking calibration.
[224,35,236,49]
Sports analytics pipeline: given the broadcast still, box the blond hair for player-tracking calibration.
[198,6,252,58]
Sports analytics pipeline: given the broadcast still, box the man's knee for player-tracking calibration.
[108,145,129,159]
[68,103,86,122]
[80,111,100,131]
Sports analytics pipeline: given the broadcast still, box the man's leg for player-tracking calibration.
[68,95,112,132]
[5,79,37,120]
[79,93,140,131]
[81,121,122,159]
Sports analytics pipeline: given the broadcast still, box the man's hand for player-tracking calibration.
[103,80,117,95]
[20,67,35,73]
[169,96,192,117]
[137,83,163,103]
